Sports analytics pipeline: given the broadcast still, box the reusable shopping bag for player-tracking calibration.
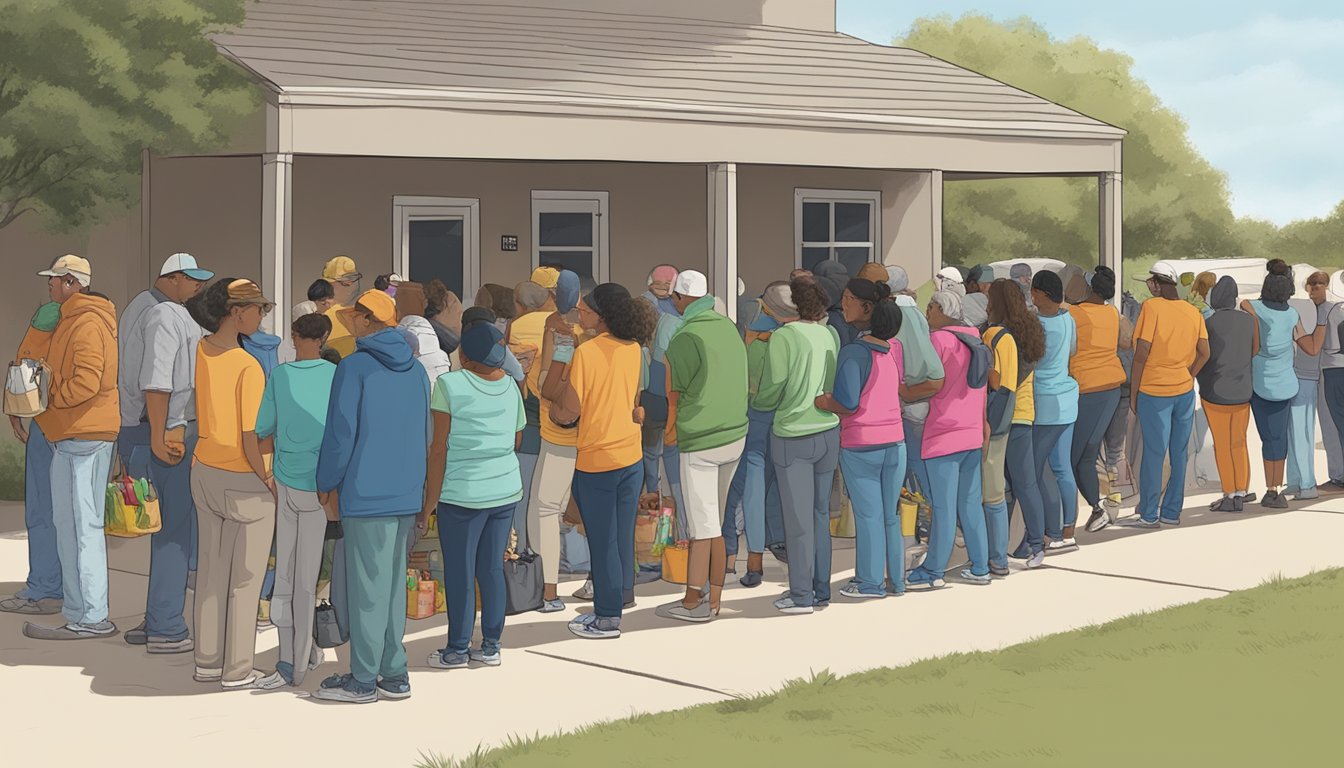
[504,549,544,615]
[104,473,161,538]
[4,359,49,418]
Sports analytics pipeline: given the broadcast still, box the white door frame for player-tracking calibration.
[531,190,610,284]
[392,195,481,299]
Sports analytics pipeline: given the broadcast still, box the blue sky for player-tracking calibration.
[836,1,1344,226]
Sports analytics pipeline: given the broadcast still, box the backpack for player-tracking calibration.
[984,329,1016,437]
[938,329,992,390]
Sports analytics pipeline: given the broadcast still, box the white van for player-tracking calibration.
[987,258,1066,280]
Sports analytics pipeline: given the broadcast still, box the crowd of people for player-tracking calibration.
[5,249,1343,704]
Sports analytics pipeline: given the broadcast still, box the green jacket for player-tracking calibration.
[754,320,840,438]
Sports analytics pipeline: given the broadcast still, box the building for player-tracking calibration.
[0,0,1125,348]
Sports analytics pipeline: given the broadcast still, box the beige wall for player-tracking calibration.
[148,155,263,287]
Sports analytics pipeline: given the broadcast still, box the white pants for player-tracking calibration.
[679,438,745,541]
[527,440,576,584]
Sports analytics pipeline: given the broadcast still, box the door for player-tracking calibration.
[393,196,480,301]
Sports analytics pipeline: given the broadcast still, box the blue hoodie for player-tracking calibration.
[242,331,282,378]
[316,328,431,518]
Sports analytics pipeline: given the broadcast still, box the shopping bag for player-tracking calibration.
[105,472,161,538]
[504,549,545,615]
[313,600,347,649]
[635,494,662,566]
[830,473,856,538]
[660,543,689,585]
[4,359,49,418]
[406,570,436,620]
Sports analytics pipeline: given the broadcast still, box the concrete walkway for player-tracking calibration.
[2,462,1342,767]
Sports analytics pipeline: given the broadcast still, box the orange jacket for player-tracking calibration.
[34,293,120,442]
[13,325,53,365]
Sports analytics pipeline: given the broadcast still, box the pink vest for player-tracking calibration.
[840,340,905,449]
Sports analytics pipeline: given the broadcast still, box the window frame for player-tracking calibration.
[531,190,610,284]
[793,188,882,272]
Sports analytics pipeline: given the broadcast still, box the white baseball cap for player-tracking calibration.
[936,266,964,285]
[672,270,709,298]
[160,252,214,281]
[38,254,92,286]
[1136,261,1179,284]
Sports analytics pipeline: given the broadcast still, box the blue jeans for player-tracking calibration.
[1032,424,1070,540]
[51,438,115,626]
[118,422,198,639]
[1137,390,1196,522]
[514,451,538,548]
[18,420,61,601]
[1072,388,1121,507]
[572,462,643,619]
[917,449,987,578]
[1044,422,1078,536]
[772,428,840,606]
[904,420,933,500]
[1287,377,1319,492]
[438,502,515,654]
[1006,424,1045,555]
[840,442,907,594]
[724,408,783,558]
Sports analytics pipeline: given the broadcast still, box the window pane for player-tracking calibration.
[801,247,830,273]
[539,212,594,247]
[408,218,464,298]
[802,202,830,243]
[835,247,871,277]
[834,202,871,243]
[538,250,594,280]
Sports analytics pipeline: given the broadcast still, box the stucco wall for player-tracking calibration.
[148,155,263,287]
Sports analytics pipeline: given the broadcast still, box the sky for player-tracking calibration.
[835,1,1344,226]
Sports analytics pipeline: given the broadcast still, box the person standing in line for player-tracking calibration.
[252,313,336,689]
[1199,277,1257,512]
[816,279,908,597]
[21,256,121,641]
[755,278,842,613]
[1316,270,1344,494]
[1125,264,1210,528]
[1242,273,1311,508]
[116,253,213,653]
[987,281,1048,570]
[505,279,553,544]
[813,261,858,347]
[315,289,430,703]
[1188,272,1217,319]
[320,256,363,359]
[1010,263,1037,314]
[0,299,63,616]
[423,322,525,669]
[654,271,747,622]
[1067,267,1126,533]
[1285,272,1333,501]
[960,265,992,331]
[641,265,681,317]
[1030,271,1081,550]
[903,290,990,588]
[180,279,274,686]
[636,267,689,580]
[884,267,945,524]
[550,284,655,639]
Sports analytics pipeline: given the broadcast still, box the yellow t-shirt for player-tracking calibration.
[569,333,643,473]
[539,319,587,447]
[325,305,356,359]
[194,342,266,473]
[510,310,549,399]
[1068,303,1126,394]
[984,326,1020,392]
[1134,298,1208,397]
[1013,373,1036,424]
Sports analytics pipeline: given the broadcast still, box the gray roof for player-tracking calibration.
[212,0,1125,139]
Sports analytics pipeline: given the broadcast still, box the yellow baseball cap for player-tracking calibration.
[337,289,398,331]
[38,254,93,285]
[323,256,362,283]
[530,266,560,289]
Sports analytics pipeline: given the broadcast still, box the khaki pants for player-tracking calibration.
[526,440,576,584]
[191,464,275,685]
[981,432,1009,505]
[679,438,745,540]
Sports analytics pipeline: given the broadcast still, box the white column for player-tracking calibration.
[929,169,944,282]
[261,152,293,337]
[706,162,739,320]
[1099,171,1123,303]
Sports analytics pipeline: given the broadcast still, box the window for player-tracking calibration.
[392,196,480,301]
[795,189,881,277]
[532,191,610,283]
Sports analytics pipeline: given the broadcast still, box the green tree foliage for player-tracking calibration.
[1271,202,1344,270]
[897,14,1246,269]
[0,0,257,231]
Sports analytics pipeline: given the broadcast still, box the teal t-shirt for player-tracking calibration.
[431,369,526,509]
[255,359,337,492]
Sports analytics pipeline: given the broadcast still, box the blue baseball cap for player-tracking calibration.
[460,322,507,368]
[160,252,214,281]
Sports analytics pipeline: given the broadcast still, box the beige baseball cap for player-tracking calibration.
[38,254,92,286]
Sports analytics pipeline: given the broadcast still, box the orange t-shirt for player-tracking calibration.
[194,342,266,473]
[1134,298,1208,397]
[569,333,643,473]
[1068,303,1126,393]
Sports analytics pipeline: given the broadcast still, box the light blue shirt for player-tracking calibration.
[1033,310,1080,425]
[1250,299,1299,402]
[256,359,337,492]
[431,370,526,509]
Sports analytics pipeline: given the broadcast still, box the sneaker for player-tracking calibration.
[1046,539,1077,552]
[221,671,267,689]
[538,598,566,613]
[1233,495,1244,512]
[839,584,885,599]
[314,674,377,704]
[427,650,469,670]
[22,621,117,640]
[376,675,412,700]
[1084,507,1112,533]
[1316,481,1344,495]
[0,596,61,615]
[571,580,594,601]
[1211,496,1240,512]
[772,596,814,614]
[1159,517,1181,527]
[1123,517,1160,529]
[123,621,148,646]
[194,667,222,683]
[905,568,946,591]
[739,570,764,589]
[1240,492,1258,504]
[989,563,1010,578]
[633,568,662,585]
[956,569,992,586]
[568,614,620,639]
[147,634,194,654]
[656,600,714,623]
[1008,540,1032,560]
[1261,491,1289,509]
[253,670,291,691]
[1295,489,1319,502]
[469,647,502,667]
[1025,550,1046,569]
[623,599,637,610]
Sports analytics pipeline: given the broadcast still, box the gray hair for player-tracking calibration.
[930,289,964,323]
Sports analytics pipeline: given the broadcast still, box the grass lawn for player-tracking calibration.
[419,568,1344,767]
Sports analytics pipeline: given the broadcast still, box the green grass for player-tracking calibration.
[417,568,1344,768]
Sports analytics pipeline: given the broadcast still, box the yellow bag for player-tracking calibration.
[829,492,855,539]
[900,498,918,538]
[435,581,447,614]
[660,542,689,585]
[104,475,162,538]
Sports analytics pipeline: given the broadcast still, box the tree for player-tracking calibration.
[0,0,257,232]
[896,15,1246,268]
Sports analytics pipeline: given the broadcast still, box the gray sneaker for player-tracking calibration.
[1261,491,1289,509]
[656,599,714,623]
[772,596,814,615]
[376,675,412,700]
[1123,517,1160,529]
[147,635,194,654]
[571,579,594,601]
[538,598,565,613]
[0,596,61,615]
[427,650,469,670]
[469,647,502,666]
[1025,550,1046,569]
[956,569,992,585]
[22,620,117,640]
[123,621,148,645]
[314,674,377,704]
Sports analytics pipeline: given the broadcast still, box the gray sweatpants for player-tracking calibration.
[272,482,326,685]
[771,428,840,607]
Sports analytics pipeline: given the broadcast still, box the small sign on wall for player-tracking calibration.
[501,235,519,252]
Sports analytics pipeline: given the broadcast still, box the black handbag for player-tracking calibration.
[313,599,347,649]
[313,523,349,649]
[504,549,544,615]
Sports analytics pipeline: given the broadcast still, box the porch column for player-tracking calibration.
[261,152,293,337]
[1099,171,1123,301]
[706,162,739,321]
[929,169,944,281]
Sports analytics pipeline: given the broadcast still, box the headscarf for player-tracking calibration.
[1063,267,1091,304]
[885,266,910,293]
[856,262,889,284]
[514,281,550,312]
[555,270,581,314]
[759,280,799,323]
[1209,275,1238,310]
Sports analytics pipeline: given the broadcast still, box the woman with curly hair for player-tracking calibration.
[756,277,842,613]
[550,284,656,639]
[986,280,1049,570]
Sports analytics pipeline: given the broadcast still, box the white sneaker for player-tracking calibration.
[1025,550,1046,569]
[252,671,290,690]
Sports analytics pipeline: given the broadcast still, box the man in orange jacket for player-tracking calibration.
[22,255,122,641]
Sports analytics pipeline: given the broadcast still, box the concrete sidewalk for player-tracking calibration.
[1,479,1341,767]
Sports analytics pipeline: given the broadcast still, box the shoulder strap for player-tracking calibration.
[990,328,1009,350]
